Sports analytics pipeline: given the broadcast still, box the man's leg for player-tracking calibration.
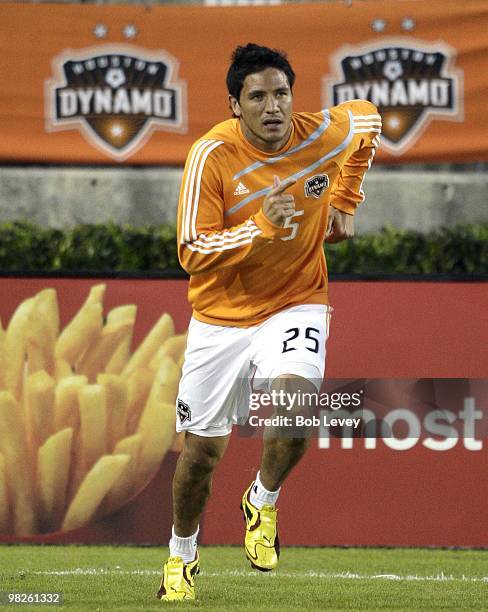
[241,374,317,571]
[258,374,316,492]
[157,432,230,601]
[248,304,330,498]
[172,431,230,537]
[157,317,249,599]
[241,304,331,571]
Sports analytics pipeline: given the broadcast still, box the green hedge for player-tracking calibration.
[0,221,486,275]
[0,222,179,272]
[326,224,488,275]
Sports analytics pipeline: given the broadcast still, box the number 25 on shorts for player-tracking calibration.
[282,327,320,353]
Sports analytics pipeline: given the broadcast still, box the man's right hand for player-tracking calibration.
[262,176,296,227]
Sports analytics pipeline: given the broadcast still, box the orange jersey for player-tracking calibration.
[177,99,381,327]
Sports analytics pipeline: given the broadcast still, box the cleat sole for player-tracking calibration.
[246,553,273,572]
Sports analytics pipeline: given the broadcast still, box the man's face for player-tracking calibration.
[230,67,293,153]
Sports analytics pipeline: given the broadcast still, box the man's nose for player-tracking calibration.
[264,95,280,113]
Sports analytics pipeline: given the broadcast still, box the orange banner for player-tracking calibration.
[0,1,487,165]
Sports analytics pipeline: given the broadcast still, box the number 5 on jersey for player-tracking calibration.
[281,209,304,241]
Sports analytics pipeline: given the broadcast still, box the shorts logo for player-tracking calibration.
[45,45,188,160]
[177,399,191,424]
[323,38,463,155]
[305,174,329,199]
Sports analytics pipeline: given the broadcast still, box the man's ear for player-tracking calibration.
[229,95,241,117]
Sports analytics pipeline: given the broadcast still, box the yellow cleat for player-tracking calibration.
[156,554,200,601]
[240,483,280,572]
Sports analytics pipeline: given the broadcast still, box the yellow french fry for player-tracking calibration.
[172,333,188,362]
[0,318,6,390]
[76,321,133,383]
[4,296,34,400]
[103,434,142,513]
[55,358,72,381]
[104,341,131,376]
[26,289,59,377]
[107,305,137,324]
[53,375,87,432]
[55,302,103,365]
[122,313,174,377]
[147,357,181,407]
[0,391,36,536]
[97,374,128,452]
[77,384,107,473]
[170,432,185,453]
[37,428,73,532]
[26,370,55,453]
[36,288,60,341]
[85,283,106,305]
[125,368,154,434]
[0,452,12,534]
[149,334,188,372]
[61,454,130,532]
[104,305,137,375]
[68,383,107,502]
[136,383,176,483]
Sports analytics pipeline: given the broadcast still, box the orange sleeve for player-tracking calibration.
[177,139,288,275]
[329,101,381,215]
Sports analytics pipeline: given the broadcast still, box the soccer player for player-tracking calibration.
[157,43,381,601]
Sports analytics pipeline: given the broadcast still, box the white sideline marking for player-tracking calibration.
[32,569,488,583]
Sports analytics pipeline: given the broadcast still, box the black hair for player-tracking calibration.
[226,43,296,101]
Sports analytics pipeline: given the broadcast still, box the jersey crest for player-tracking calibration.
[304,174,329,199]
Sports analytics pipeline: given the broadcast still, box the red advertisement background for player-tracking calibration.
[0,278,486,546]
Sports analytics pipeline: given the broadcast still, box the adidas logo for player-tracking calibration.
[233,181,250,196]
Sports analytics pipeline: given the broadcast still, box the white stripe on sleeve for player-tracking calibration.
[180,140,223,243]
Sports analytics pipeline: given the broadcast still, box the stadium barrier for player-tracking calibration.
[0,277,486,547]
[1,168,488,233]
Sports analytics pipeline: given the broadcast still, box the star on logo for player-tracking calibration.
[401,17,416,32]
[93,23,108,39]
[371,18,387,33]
[123,24,138,39]
[387,116,401,130]
[110,124,124,138]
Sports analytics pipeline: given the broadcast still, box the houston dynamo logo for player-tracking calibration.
[304,174,329,199]
[46,45,187,160]
[323,38,463,155]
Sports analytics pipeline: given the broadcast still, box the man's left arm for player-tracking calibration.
[326,102,381,243]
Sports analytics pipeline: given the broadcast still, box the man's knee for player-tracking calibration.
[180,432,229,478]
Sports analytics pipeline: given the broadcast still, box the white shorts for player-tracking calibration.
[176,304,332,437]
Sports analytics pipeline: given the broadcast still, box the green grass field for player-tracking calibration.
[0,545,487,611]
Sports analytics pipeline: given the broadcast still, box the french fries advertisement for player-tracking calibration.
[0,284,186,537]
